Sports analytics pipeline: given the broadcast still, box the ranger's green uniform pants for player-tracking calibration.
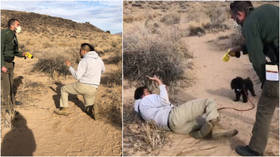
[1,62,16,108]
[168,98,219,134]
[249,81,279,154]
[60,82,97,108]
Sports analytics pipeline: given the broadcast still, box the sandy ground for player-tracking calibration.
[1,56,122,156]
[124,31,279,156]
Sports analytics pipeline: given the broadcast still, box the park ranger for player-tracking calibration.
[1,18,27,126]
[229,1,279,156]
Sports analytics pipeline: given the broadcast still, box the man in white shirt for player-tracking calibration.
[134,75,238,138]
[54,43,105,119]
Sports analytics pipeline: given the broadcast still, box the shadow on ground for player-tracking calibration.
[49,82,85,111]
[1,112,36,156]
[207,88,233,99]
[13,76,24,96]
[100,106,122,130]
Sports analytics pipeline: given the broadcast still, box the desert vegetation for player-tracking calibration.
[123,1,195,155]
[1,9,122,155]
[123,1,279,156]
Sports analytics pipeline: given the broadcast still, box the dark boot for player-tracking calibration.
[85,105,95,120]
[235,145,263,156]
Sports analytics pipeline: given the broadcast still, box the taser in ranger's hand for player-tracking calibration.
[24,52,33,59]
[222,49,231,62]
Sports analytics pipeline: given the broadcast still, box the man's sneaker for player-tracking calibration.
[190,122,213,138]
[54,108,70,116]
[212,129,238,139]
[235,145,263,156]
[85,105,95,120]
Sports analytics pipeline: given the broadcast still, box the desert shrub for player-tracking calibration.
[103,54,122,64]
[140,121,167,149]
[123,104,168,155]
[160,13,181,25]
[123,23,190,86]
[101,69,122,86]
[203,7,229,32]
[189,26,206,36]
[124,51,183,86]
[32,56,70,77]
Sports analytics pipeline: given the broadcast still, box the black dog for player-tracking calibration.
[231,77,256,103]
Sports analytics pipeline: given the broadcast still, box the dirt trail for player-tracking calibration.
[1,57,121,156]
[150,31,279,156]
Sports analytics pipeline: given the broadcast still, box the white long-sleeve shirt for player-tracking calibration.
[69,51,105,86]
[134,85,174,130]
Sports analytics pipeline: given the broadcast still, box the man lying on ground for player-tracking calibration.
[134,75,238,139]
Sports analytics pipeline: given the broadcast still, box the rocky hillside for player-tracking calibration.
[1,9,103,34]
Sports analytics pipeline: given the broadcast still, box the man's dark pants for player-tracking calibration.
[1,62,16,111]
[249,80,279,154]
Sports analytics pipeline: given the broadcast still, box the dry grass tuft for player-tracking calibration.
[203,7,229,33]
[189,26,206,36]
[124,51,184,86]
[124,23,191,86]
[160,13,180,25]
[103,54,122,64]
[101,69,122,86]
[32,56,70,78]
[123,104,169,155]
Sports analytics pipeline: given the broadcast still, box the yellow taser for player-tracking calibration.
[222,49,231,62]
[24,52,33,59]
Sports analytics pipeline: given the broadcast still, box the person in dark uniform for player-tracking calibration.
[1,18,26,126]
[229,1,279,156]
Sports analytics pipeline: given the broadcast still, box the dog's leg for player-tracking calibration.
[242,91,248,103]
[234,91,241,101]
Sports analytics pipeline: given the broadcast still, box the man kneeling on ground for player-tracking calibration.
[134,75,238,139]
[54,43,105,119]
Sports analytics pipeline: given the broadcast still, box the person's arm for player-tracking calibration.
[67,59,87,80]
[134,99,142,113]
[158,84,170,105]
[243,21,266,83]
[1,30,8,72]
[147,75,170,105]
[229,45,242,58]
